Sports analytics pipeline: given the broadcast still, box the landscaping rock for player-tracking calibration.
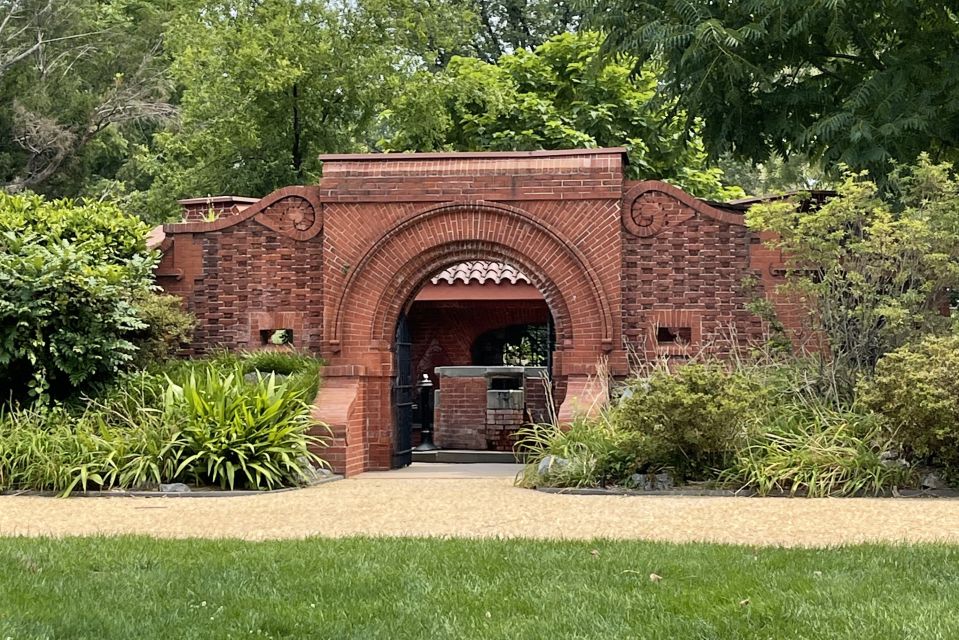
[628,472,674,491]
[922,473,947,490]
[537,455,569,476]
[160,483,192,493]
[298,457,335,484]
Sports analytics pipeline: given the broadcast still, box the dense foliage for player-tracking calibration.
[383,31,743,199]
[518,357,921,496]
[0,192,156,401]
[858,334,959,472]
[588,0,959,177]
[0,353,327,495]
[127,293,196,369]
[746,157,959,386]
[727,397,911,497]
[612,364,761,479]
[0,0,175,196]
[2,0,749,216]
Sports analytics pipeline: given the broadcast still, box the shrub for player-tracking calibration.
[746,157,959,385]
[0,192,156,401]
[725,400,913,497]
[514,414,630,488]
[0,361,329,495]
[170,365,327,490]
[611,363,763,480]
[857,334,959,470]
[128,293,196,368]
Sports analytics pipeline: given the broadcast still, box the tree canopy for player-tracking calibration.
[383,31,743,200]
[3,0,956,215]
[589,0,959,177]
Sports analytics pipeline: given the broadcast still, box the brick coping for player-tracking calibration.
[318,147,627,162]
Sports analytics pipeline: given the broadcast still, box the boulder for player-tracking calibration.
[537,455,569,476]
[922,472,947,490]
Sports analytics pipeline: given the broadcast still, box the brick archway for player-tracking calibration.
[316,200,618,474]
[328,201,612,355]
[156,149,796,475]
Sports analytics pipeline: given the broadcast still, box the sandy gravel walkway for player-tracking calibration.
[2,465,959,547]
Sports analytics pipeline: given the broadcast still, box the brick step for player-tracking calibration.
[411,449,525,464]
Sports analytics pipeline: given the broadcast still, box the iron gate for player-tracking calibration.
[391,312,413,468]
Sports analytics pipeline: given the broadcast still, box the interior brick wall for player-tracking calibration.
[407,299,551,383]
[435,376,488,449]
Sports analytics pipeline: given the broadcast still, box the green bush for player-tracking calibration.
[725,400,913,497]
[170,365,327,489]
[857,334,959,470]
[0,191,151,265]
[514,414,630,488]
[0,192,156,401]
[0,361,329,495]
[611,363,763,480]
[128,293,196,368]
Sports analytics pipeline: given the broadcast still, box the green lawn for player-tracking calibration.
[1,537,958,639]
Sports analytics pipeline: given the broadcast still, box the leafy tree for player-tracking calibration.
[746,156,959,386]
[0,0,176,197]
[717,153,833,198]
[588,0,959,177]
[459,0,579,61]
[0,192,156,401]
[134,0,476,221]
[382,31,743,200]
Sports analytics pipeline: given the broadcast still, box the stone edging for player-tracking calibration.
[1,474,343,499]
[533,485,959,499]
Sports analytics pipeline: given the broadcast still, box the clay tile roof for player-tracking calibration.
[431,261,531,285]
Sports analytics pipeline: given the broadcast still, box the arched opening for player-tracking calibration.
[320,200,616,475]
[392,259,558,465]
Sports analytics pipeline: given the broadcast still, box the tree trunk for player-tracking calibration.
[292,82,302,181]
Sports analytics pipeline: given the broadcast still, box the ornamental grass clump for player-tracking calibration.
[724,398,914,497]
[514,413,629,488]
[0,357,328,496]
[170,365,327,490]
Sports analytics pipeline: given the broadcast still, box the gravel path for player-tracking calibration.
[3,465,959,546]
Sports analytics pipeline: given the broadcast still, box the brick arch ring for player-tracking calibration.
[376,241,573,347]
[330,201,614,349]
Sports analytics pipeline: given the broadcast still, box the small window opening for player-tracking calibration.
[261,329,294,346]
[656,326,692,345]
[489,376,522,391]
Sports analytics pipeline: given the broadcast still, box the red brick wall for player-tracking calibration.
[621,181,775,364]
[154,153,802,475]
[156,188,325,355]
[435,376,488,449]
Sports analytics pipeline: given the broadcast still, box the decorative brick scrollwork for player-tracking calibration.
[621,180,746,239]
[261,196,316,232]
[625,196,668,237]
[252,187,324,240]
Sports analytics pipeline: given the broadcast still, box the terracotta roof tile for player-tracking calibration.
[431,261,530,285]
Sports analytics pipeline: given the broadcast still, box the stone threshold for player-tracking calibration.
[412,449,523,463]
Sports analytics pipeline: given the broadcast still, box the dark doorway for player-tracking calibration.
[392,312,413,468]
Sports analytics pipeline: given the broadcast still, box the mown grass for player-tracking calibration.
[1,537,958,639]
